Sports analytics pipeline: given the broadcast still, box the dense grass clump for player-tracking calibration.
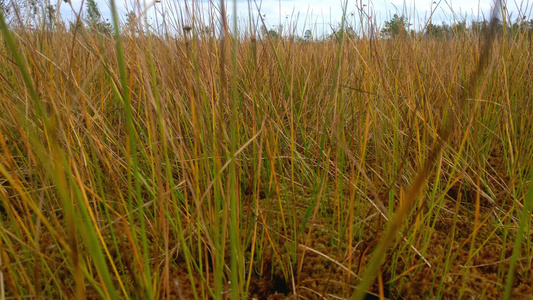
[1,1,533,299]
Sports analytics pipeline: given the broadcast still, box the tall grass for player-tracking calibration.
[1,0,533,298]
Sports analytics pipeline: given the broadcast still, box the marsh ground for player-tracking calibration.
[1,4,533,299]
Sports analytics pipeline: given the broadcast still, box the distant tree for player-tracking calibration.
[450,21,466,38]
[268,28,279,39]
[86,0,101,24]
[345,26,357,39]
[509,21,519,37]
[304,29,312,42]
[124,10,139,33]
[509,18,533,38]
[260,25,280,40]
[425,22,451,39]
[124,10,144,35]
[328,25,357,42]
[471,20,489,38]
[441,23,450,35]
[425,23,439,38]
[275,24,283,37]
[493,19,501,33]
[86,0,112,34]
[381,14,408,38]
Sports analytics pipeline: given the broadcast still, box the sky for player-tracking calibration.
[54,0,532,36]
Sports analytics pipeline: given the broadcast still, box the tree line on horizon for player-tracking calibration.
[378,13,533,40]
[1,0,532,41]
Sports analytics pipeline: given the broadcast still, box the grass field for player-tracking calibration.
[1,0,533,298]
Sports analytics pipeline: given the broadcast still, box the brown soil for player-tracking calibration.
[1,157,531,300]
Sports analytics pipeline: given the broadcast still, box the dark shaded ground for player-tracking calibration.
[163,178,532,299]
[2,154,532,299]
